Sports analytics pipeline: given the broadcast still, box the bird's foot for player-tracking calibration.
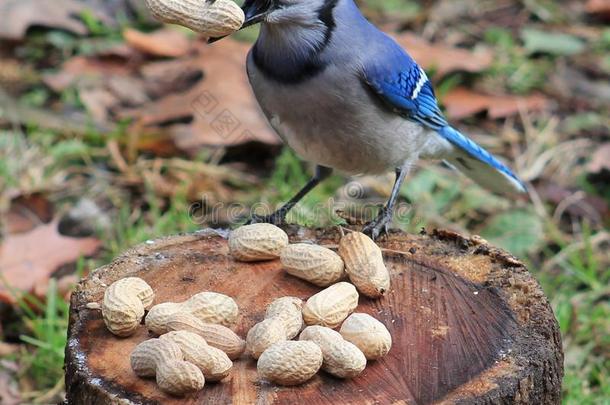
[362,206,393,240]
[246,210,288,226]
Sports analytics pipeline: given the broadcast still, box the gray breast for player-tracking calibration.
[246,52,438,175]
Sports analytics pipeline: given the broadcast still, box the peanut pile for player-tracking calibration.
[99,224,393,396]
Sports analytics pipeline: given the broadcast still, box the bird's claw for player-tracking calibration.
[246,211,288,226]
[362,207,393,240]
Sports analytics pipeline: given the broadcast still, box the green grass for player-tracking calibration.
[538,228,610,404]
[483,27,553,94]
[18,279,69,391]
[102,190,201,262]
[0,278,71,403]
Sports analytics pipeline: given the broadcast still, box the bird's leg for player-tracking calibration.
[247,166,333,226]
[363,166,409,240]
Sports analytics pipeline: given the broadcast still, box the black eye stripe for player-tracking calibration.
[318,0,339,48]
[318,0,339,26]
[251,0,340,85]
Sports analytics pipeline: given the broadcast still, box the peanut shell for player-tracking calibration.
[130,338,183,378]
[257,341,323,386]
[281,243,345,287]
[300,326,366,379]
[102,277,154,337]
[161,331,232,381]
[145,0,244,37]
[145,291,238,335]
[302,282,359,328]
[229,223,289,262]
[156,360,205,396]
[265,297,304,339]
[185,292,239,327]
[340,313,392,360]
[166,312,246,360]
[338,232,390,298]
[246,318,287,359]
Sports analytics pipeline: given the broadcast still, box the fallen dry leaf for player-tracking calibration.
[43,55,133,93]
[0,219,100,304]
[5,193,54,235]
[140,58,205,98]
[0,343,20,357]
[442,87,551,120]
[586,0,610,20]
[43,55,146,125]
[78,87,118,123]
[588,143,610,173]
[394,33,494,77]
[0,0,106,40]
[123,39,279,149]
[43,36,278,151]
[123,27,192,58]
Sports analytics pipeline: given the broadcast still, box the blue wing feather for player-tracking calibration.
[364,57,447,130]
[361,36,526,193]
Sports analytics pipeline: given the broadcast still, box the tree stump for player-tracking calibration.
[65,227,563,405]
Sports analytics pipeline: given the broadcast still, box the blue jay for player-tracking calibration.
[218,0,526,238]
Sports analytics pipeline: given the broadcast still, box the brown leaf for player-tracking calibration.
[0,219,100,304]
[124,39,279,149]
[140,58,205,98]
[124,28,192,58]
[43,37,278,150]
[0,343,20,357]
[43,55,148,124]
[106,75,150,106]
[78,87,118,123]
[394,33,493,77]
[0,0,95,40]
[588,143,610,173]
[5,193,54,235]
[586,0,610,20]
[442,87,550,120]
[43,56,132,93]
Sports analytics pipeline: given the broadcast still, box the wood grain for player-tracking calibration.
[65,228,563,404]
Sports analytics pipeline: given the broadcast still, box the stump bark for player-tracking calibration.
[65,227,563,405]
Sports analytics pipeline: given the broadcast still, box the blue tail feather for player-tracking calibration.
[439,126,526,194]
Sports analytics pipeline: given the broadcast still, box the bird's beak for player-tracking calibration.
[241,0,276,29]
[208,0,276,43]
